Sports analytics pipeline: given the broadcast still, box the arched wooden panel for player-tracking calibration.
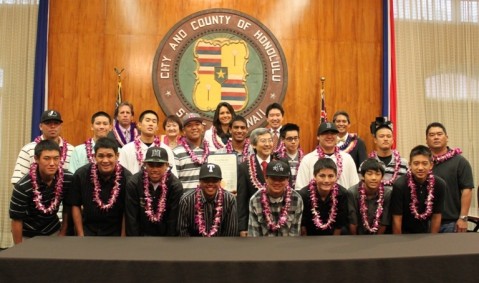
[48,0,383,153]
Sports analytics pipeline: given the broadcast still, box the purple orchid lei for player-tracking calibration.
[407,170,435,220]
[194,185,224,237]
[29,163,64,214]
[308,179,338,230]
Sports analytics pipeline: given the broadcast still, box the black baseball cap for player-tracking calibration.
[40,110,63,123]
[317,122,339,135]
[199,163,222,180]
[144,147,169,163]
[266,160,291,178]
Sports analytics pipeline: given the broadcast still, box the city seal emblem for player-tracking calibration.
[152,8,288,129]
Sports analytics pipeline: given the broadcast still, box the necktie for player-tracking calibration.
[124,130,130,143]
[261,161,268,177]
[272,130,279,149]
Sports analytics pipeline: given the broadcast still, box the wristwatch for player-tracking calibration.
[459,215,468,221]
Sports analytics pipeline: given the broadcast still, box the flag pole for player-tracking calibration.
[320,76,328,123]
[114,67,124,110]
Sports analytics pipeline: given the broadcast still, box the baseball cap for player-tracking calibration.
[266,160,291,178]
[199,163,222,180]
[182,113,203,126]
[144,147,169,163]
[317,122,339,135]
[40,110,63,123]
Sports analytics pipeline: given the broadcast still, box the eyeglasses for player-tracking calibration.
[284,137,299,142]
[258,138,273,144]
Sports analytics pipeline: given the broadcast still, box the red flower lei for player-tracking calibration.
[358,182,384,233]
[247,154,265,190]
[260,185,293,232]
[308,179,338,230]
[29,163,64,214]
[407,170,435,220]
[85,138,95,164]
[211,126,226,150]
[194,185,224,237]
[432,148,462,164]
[225,138,251,163]
[369,150,401,186]
[179,137,210,165]
[90,162,123,211]
[134,135,161,167]
[143,170,169,223]
[34,136,68,168]
[317,146,343,178]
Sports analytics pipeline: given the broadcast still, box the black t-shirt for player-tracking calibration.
[70,163,131,236]
[298,184,348,235]
[432,153,474,221]
[391,174,446,233]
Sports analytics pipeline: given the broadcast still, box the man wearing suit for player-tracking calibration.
[237,127,277,237]
[333,110,367,171]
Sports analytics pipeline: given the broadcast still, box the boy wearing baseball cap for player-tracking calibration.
[125,147,183,236]
[178,163,238,237]
[248,160,303,237]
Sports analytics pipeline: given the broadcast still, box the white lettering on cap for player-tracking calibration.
[49,111,58,117]
[327,123,331,129]
[151,149,162,157]
[273,163,284,172]
[207,164,216,172]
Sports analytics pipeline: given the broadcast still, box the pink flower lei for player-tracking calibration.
[225,138,251,163]
[260,184,293,232]
[407,170,435,220]
[90,162,123,211]
[274,140,285,155]
[369,150,401,186]
[143,170,169,223]
[179,136,210,165]
[358,181,385,233]
[275,143,304,168]
[211,126,226,150]
[194,185,224,237]
[317,146,343,178]
[432,147,462,164]
[85,138,95,164]
[308,179,338,230]
[34,136,68,168]
[135,135,161,167]
[29,163,64,214]
[247,154,265,190]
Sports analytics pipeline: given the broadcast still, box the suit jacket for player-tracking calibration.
[237,157,267,232]
[237,155,290,231]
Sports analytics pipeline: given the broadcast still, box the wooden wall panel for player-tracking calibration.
[48,0,383,153]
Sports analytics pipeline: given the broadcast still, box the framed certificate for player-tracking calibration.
[208,153,238,193]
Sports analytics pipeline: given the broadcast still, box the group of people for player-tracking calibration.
[8,101,474,244]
